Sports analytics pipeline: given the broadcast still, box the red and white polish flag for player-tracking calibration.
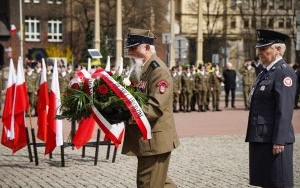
[45,59,63,155]
[10,24,18,35]
[1,59,16,150]
[37,58,49,142]
[12,57,30,153]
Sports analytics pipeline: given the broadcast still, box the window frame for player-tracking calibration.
[24,17,41,42]
[48,19,63,42]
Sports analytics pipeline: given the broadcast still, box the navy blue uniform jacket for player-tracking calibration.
[246,59,297,145]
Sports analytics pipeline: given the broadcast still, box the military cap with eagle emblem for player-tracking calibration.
[125,28,157,48]
[256,29,290,48]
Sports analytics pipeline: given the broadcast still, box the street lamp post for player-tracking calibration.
[223,0,228,68]
[196,0,204,67]
[94,0,100,51]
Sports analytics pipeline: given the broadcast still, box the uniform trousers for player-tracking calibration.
[173,92,179,110]
[137,152,177,188]
[197,90,207,106]
[211,89,221,106]
[242,85,251,108]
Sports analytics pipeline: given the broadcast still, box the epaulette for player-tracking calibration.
[150,61,160,70]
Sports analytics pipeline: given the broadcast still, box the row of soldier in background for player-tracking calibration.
[0,57,299,117]
[0,59,133,117]
[171,58,267,113]
[0,61,83,117]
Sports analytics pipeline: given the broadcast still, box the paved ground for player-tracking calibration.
[0,100,299,188]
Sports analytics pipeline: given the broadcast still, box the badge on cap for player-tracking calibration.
[283,77,292,87]
[157,80,168,94]
[260,85,265,91]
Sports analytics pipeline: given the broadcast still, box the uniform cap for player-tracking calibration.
[256,29,289,48]
[125,28,157,48]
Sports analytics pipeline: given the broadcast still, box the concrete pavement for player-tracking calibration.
[0,100,299,188]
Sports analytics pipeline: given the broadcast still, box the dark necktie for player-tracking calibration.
[260,68,268,80]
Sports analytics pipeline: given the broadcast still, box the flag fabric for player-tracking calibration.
[12,58,30,153]
[37,58,49,141]
[10,24,18,35]
[72,117,96,149]
[1,59,16,150]
[45,59,63,155]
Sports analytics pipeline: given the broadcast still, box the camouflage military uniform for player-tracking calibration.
[25,70,40,115]
[171,70,181,112]
[58,72,71,97]
[181,71,195,112]
[0,69,5,114]
[209,71,223,111]
[195,72,209,112]
[239,65,256,110]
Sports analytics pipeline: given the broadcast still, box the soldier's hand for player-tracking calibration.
[178,90,181,94]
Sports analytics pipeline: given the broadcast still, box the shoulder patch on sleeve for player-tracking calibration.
[150,61,160,70]
[156,80,168,94]
[283,77,292,87]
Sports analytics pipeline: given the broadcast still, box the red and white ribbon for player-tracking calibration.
[70,69,151,148]
[92,68,152,140]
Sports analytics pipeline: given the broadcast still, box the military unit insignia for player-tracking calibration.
[283,77,292,87]
[156,80,168,94]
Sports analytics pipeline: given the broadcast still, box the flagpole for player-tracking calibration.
[19,0,23,60]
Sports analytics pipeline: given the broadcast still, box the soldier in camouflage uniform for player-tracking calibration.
[205,63,213,110]
[239,59,256,110]
[0,68,5,115]
[195,65,209,112]
[58,65,71,97]
[25,65,40,116]
[181,66,195,112]
[177,65,184,111]
[171,66,181,112]
[46,65,53,92]
[66,63,75,79]
[209,65,223,111]
[190,65,198,111]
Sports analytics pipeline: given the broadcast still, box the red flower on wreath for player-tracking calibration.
[71,83,80,89]
[97,84,108,95]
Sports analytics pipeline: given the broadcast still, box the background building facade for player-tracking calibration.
[175,0,300,70]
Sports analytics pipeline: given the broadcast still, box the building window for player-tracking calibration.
[251,19,256,28]
[278,0,285,9]
[286,18,291,28]
[48,19,63,42]
[25,17,40,42]
[297,0,300,9]
[24,0,40,3]
[261,18,267,28]
[230,17,236,28]
[286,0,292,8]
[244,18,249,28]
[268,18,274,28]
[261,0,267,9]
[244,0,250,9]
[268,0,274,9]
[48,0,61,4]
[278,18,284,28]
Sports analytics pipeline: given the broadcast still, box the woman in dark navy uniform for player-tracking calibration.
[246,29,297,187]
